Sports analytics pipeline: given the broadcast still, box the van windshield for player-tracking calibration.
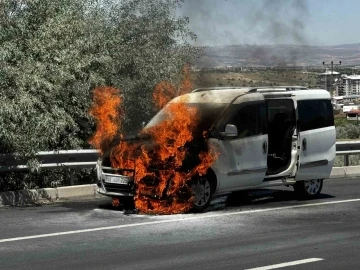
[144,102,228,135]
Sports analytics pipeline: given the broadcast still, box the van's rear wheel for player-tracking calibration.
[294,179,323,199]
[191,176,213,212]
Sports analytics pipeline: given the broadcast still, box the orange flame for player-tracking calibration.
[88,87,122,155]
[134,99,200,214]
[90,67,218,214]
[178,65,193,95]
[153,65,193,109]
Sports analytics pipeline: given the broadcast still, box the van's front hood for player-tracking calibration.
[100,134,152,168]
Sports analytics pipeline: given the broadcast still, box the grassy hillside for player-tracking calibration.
[196,44,360,68]
[192,69,319,89]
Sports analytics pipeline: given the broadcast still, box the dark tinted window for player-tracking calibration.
[267,99,295,125]
[228,103,267,138]
[298,100,334,131]
[259,103,268,135]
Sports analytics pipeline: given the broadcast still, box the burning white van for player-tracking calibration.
[96,86,335,212]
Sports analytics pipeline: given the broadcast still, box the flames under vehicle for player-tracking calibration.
[96,86,336,212]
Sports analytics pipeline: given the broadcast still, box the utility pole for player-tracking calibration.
[323,61,342,94]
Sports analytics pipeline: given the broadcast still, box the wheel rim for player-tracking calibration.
[304,179,321,195]
[193,178,211,207]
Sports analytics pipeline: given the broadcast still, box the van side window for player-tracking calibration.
[298,100,334,131]
[259,104,268,135]
[228,103,266,138]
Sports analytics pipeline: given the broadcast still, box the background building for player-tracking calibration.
[338,75,360,96]
[319,70,341,92]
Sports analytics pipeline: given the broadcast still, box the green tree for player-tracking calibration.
[0,0,200,189]
[336,124,360,139]
[0,0,199,154]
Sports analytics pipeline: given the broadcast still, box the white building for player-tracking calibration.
[319,70,340,91]
[338,75,360,96]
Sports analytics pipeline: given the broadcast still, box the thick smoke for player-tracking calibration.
[180,0,310,66]
[181,0,309,46]
[250,0,309,45]
[179,0,239,46]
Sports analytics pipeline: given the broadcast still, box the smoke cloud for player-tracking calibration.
[249,0,310,45]
[180,0,310,46]
[180,0,311,66]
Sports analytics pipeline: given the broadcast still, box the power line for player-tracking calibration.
[323,61,341,92]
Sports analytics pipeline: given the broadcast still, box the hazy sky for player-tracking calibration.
[179,0,360,46]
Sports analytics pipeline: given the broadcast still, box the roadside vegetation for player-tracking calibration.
[0,0,200,191]
[334,110,360,166]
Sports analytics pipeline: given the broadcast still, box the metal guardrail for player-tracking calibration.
[0,150,99,172]
[1,141,360,173]
[335,141,360,166]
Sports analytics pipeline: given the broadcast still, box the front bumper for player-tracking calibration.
[96,160,135,197]
[97,186,134,197]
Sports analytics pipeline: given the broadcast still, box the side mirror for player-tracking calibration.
[219,124,238,139]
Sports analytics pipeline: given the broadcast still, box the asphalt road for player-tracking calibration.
[0,178,359,270]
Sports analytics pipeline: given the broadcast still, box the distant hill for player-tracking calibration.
[195,43,360,68]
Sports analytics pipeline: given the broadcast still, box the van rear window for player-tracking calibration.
[298,100,334,131]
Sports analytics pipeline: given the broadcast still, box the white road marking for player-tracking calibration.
[1,198,360,243]
[245,258,324,270]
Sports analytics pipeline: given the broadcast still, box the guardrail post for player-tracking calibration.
[344,154,350,166]
[68,168,74,186]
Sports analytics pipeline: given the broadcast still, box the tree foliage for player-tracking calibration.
[336,124,360,140]
[0,0,199,154]
[0,0,200,189]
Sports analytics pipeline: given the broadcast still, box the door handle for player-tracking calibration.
[302,138,307,151]
[263,141,268,154]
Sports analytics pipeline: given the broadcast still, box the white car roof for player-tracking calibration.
[171,89,252,104]
[170,86,330,104]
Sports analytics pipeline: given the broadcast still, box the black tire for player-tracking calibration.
[122,196,135,210]
[191,176,214,212]
[294,179,323,199]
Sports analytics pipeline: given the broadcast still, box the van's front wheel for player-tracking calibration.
[191,176,213,212]
[294,179,323,199]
